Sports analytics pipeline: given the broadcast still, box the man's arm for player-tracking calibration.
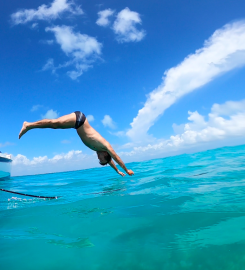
[108,160,125,176]
[106,144,134,175]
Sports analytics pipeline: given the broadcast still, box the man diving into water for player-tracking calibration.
[19,111,134,177]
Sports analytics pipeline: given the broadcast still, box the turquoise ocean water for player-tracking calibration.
[1,144,245,270]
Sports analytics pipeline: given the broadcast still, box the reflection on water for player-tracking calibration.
[1,144,245,269]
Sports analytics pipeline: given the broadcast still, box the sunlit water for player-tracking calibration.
[1,145,245,270]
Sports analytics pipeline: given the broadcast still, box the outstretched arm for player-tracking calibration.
[106,144,134,175]
[108,160,125,176]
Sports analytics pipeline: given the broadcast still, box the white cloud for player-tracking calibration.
[46,25,101,56]
[31,104,43,112]
[42,58,57,75]
[102,115,116,129]
[31,23,38,29]
[11,0,83,25]
[170,100,245,147]
[40,39,54,45]
[67,64,91,80]
[52,150,82,161]
[45,25,102,79]
[86,115,95,122]
[123,99,245,159]
[96,9,115,27]
[13,151,83,166]
[41,109,59,119]
[112,7,146,43]
[172,123,185,134]
[127,21,245,141]
[109,131,125,137]
[11,150,94,176]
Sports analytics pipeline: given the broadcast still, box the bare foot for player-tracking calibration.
[19,122,29,139]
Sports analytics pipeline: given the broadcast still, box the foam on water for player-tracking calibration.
[1,144,245,270]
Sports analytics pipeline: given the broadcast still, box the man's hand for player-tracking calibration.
[126,169,134,176]
[118,171,126,177]
[107,150,134,176]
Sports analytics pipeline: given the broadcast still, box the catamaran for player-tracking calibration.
[0,151,12,179]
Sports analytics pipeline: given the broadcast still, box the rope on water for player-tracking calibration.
[0,188,58,199]
[0,187,125,199]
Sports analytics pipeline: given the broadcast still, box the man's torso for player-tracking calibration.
[76,119,109,152]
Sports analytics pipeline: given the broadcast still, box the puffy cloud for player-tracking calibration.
[51,150,83,161]
[12,150,82,166]
[170,100,245,147]
[124,99,245,158]
[127,21,245,141]
[45,25,102,79]
[11,150,92,176]
[46,26,101,56]
[96,9,115,27]
[112,7,146,43]
[86,115,95,122]
[13,154,48,166]
[41,109,59,119]
[102,115,116,129]
[11,0,83,25]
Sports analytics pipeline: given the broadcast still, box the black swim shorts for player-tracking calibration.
[74,111,86,129]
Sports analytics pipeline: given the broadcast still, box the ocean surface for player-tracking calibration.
[1,144,245,270]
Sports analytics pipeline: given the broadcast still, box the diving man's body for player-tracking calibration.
[19,111,134,176]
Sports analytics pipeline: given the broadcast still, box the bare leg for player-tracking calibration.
[19,113,76,139]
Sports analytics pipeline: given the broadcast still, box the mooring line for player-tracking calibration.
[0,188,58,199]
[0,187,125,200]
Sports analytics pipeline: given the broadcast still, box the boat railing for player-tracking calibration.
[0,153,12,160]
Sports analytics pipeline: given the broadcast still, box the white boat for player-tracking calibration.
[0,153,12,179]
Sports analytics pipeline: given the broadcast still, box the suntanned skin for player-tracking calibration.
[19,112,134,176]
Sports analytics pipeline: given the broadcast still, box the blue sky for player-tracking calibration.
[1,0,245,176]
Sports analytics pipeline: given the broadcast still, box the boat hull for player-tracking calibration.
[0,157,12,179]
